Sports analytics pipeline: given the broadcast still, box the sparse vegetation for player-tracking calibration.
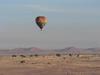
[29,55,34,57]
[20,60,25,63]
[20,55,26,58]
[47,62,51,64]
[0,54,99,75]
[56,54,61,57]
[69,54,72,57]
[34,54,38,57]
[12,55,17,57]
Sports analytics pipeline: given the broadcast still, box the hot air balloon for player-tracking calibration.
[35,16,47,30]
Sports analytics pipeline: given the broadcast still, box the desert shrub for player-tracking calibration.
[69,54,72,57]
[20,60,25,63]
[20,55,26,58]
[63,57,66,60]
[12,55,17,57]
[34,54,38,57]
[31,62,37,64]
[56,54,61,57]
[47,62,51,64]
[29,55,34,57]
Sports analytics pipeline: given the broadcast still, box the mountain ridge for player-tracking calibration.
[0,47,100,55]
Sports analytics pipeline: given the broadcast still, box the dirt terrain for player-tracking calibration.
[0,54,100,75]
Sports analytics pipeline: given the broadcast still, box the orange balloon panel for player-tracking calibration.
[35,16,47,24]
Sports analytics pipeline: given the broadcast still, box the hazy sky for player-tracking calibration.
[0,0,100,49]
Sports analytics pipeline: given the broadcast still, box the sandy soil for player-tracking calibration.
[0,54,100,75]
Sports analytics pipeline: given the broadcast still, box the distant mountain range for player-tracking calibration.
[0,47,100,55]
[55,47,100,54]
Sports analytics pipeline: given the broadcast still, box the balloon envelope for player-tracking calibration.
[35,16,47,30]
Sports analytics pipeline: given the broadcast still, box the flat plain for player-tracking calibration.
[0,54,100,75]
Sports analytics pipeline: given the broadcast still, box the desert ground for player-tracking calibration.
[0,54,100,75]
